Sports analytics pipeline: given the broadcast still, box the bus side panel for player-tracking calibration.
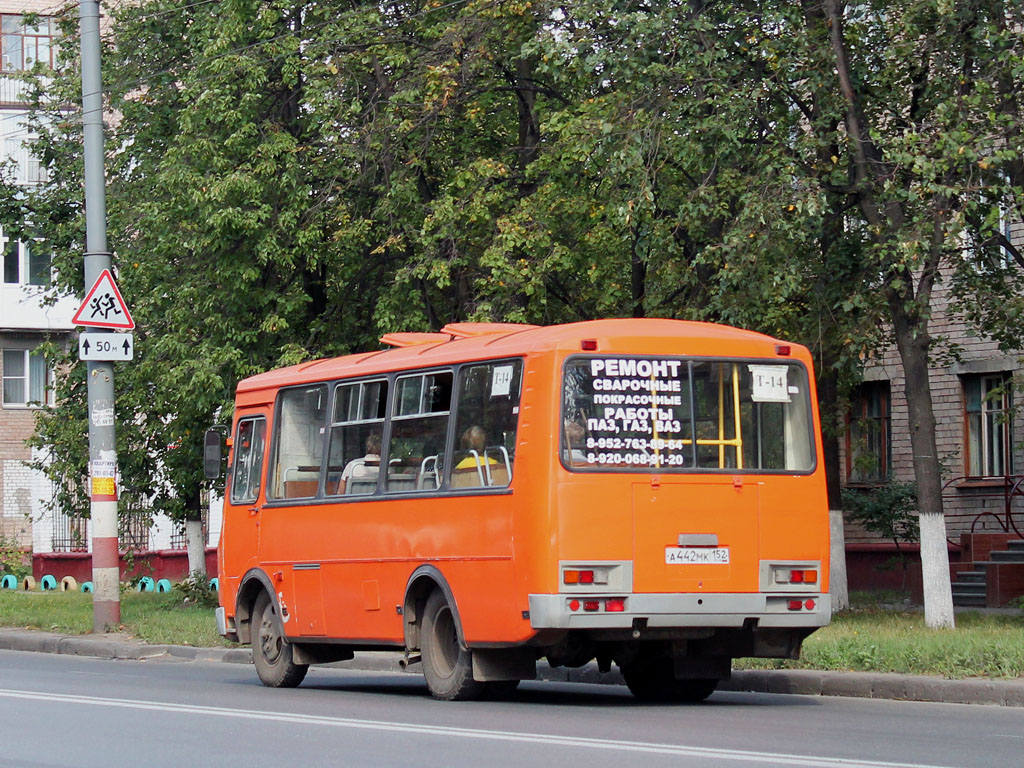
[508,352,560,617]
[257,492,526,645]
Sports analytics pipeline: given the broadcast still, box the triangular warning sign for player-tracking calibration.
[72,269,135,329]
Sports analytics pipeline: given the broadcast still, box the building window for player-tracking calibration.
[846,381,890,483]
[1,15,57,71]
[1,237,48,285]
[964,374,1013,478]
[2,348,49,406]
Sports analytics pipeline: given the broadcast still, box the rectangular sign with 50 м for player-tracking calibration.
[79,332,134,361]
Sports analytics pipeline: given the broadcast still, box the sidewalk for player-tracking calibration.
[2,627,1023,707]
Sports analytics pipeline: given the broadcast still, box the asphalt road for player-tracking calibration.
[1,649,1023,768]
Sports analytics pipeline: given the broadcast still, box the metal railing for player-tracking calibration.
[941,474,1024,540]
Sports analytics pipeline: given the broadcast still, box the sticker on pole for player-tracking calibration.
[72,269,135,329]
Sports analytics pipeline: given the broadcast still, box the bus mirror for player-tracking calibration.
[204,428,226,480]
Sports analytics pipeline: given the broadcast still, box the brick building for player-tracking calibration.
[840,220,1024,604]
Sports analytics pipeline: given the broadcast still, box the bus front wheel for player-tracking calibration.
[421,590,484,701]
[252,591,308,688]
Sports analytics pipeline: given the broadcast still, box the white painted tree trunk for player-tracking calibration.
[185,518,206,577]
[919,512,955,629]
[829,509,849,612]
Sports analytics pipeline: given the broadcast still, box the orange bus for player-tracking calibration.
[208,319,830,701]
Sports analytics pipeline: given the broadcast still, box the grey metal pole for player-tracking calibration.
[80,0,120,630]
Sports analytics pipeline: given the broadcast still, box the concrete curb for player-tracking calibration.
[2,628,1022,706]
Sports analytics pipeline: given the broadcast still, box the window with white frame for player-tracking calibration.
[1,15,58,71]
[964,373,1013,478]
[2,236,48,285]
[1,114,47,186]
[2,348,50,406]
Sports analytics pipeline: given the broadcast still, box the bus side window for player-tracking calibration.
[326,379,387,496]
[387,371,452,493]
[450,360,522,488]
[268,385,328,500]
[230,417,266,504]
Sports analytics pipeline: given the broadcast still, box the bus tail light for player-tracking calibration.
[563,568,609,586]
[788,569,818,584]
[787,600,803,611]
[582,600,600,612]
[605,598,625,612]
[768,563,820,589]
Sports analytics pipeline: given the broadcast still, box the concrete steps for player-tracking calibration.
[951,538,1024,607]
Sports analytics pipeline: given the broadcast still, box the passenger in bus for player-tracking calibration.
[339,432,382,494]
[453,426,499,487]
[563,420,587,466]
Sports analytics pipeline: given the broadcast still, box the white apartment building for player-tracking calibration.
[0,2,219,563]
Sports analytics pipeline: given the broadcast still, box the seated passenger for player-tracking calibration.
[339,433,381,494]
[453,426,501,487]
[454,426,497,469]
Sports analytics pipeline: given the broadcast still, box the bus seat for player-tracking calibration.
[386,473,417,492]
[283,479,319,498]
[347,477,378,495]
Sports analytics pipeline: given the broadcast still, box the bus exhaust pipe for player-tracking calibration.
[399,654,422,670]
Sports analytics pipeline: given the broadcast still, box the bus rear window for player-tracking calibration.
[562,357,814,473]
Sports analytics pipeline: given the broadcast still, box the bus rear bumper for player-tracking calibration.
[527,592,831,630]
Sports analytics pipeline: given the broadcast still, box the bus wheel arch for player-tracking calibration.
[403,566,465,652]
[236,569,276,645]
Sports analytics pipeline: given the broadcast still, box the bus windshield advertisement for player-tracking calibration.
[562,356,814,473]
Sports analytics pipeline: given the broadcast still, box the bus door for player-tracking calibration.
[224,410,270,605]
[261,384,330,637]
[632,479,760,594]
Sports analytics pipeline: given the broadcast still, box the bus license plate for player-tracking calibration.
[665,547,730,565]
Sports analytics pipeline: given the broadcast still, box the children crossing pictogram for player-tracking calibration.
[72,269,135,329]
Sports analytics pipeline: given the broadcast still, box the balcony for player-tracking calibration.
[0,281,76,331]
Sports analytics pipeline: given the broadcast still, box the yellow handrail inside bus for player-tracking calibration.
[706,364,743,469]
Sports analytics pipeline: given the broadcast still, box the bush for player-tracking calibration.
[0,532,30,580]
[842,481,919,544]
[175,571,218,609]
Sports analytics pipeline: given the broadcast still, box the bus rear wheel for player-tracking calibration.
[252,591,308,688]
[421,590,484,701]
[622,656,718,703]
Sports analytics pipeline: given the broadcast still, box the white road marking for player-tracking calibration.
[0,688,953,768]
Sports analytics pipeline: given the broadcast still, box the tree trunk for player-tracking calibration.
[817,366,849,612]
[186,516,206,577]
[889,300,954,628]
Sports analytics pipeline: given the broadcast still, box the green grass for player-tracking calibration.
[2,589,1023,678]
[737,593,1024,679]
[0,590,230,648]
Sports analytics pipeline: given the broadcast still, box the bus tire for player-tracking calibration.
[622,656,717,703]
[421,590,484,701]
[252,592,308,688]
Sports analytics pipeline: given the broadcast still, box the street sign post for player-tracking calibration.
[79,332,134,361]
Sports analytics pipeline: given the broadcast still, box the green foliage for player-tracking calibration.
[842,482,920,546]
[175,571,219,609]
[2,0,1022,541]
[0,532,30,580]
